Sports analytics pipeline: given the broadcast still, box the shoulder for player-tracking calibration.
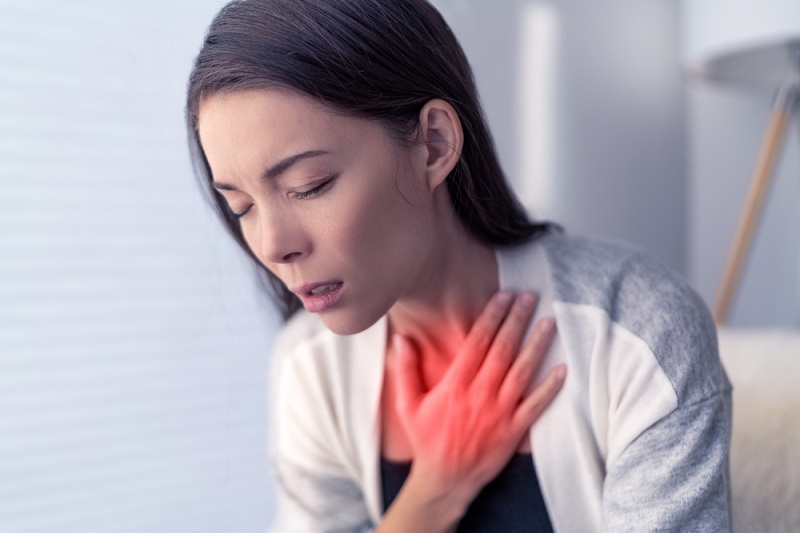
[269,309,385,436]
[271,310,385,379]
[536,232,727,404]
[268,314,379,528]
[269,310,348,413]
[269,311,352,473]
[268,311,338,441]
[270,310,355,385]
[269,310,385,487]
[270,311,338,406]
[537,232,698,312]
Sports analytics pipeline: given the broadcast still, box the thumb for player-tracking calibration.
[391,334,425,419]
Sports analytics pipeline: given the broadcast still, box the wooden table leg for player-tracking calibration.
[713,86,795,324]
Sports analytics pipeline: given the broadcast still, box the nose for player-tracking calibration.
[251,208,308,265]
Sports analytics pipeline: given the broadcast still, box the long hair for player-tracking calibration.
[186,0,555,319]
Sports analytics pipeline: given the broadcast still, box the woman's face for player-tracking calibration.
[198,89,440,335]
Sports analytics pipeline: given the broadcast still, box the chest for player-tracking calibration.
[378,352,533,461]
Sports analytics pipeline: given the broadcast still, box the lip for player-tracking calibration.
[291,281,345,313]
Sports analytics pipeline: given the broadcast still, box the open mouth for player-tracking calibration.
[297,281,344,313]
[310,283,341,295]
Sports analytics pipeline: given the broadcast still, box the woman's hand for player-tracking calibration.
[382,291,565,530]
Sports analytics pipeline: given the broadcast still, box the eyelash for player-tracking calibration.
[233,206,251,219]
[292,176,335,199]
[231,176,336,219]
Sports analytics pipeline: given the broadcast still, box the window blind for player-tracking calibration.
[0,2,279,531]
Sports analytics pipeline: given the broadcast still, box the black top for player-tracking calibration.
[380,453,554,532]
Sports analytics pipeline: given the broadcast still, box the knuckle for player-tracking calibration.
[491,333,519,356]
[479,304,506,327]
[509,355,536,384]
[469,377,495,404]
[513,368,535,391]
[471,384,494,406]
[471,330,492,351]
[503,310,528,332]
[501,363,525,389]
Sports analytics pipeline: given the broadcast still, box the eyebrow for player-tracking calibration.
[212,149,329,191]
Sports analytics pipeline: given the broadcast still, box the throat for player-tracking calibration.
[389,318,465,384]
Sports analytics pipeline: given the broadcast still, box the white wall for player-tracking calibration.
[0,2,279,532]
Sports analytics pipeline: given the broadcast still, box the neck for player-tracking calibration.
[387,209,499,384]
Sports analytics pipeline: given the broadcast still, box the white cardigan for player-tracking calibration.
[268,233,732,532]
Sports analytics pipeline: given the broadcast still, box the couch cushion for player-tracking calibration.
[717,328,800,532]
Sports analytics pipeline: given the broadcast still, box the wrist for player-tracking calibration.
[403,465,476,524]
[377,465,477,533]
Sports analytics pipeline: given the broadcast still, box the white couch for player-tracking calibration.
[717,328,800,532]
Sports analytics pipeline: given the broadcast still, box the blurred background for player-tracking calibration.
[1,0,797,531]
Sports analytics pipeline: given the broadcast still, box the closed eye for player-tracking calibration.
[214,190,253,220]
[293,176,336,199]
[232,205,252,219]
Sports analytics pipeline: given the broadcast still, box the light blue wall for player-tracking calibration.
[437,0,800,326]
[687,83,800,327]
[434,0,688,275]
[0,2,278,532]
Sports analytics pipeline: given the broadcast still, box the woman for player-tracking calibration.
[186,1,732,531]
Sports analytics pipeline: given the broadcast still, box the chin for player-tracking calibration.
[318,306,385,336]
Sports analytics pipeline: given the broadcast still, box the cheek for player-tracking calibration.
[330,182,422,264]
[345,201,436,320]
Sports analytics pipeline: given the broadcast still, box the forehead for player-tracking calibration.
[197,89,381,180]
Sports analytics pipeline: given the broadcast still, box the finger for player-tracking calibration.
[511,364,566,432]
[473,292,539,392]
[498,317,556,406]
[392,334,425,419]
[448,290,514,384]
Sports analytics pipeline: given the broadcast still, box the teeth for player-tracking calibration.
[311,284,337,295]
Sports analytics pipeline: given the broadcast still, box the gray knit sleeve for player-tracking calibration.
[544,235,733,531]
[602,391,732,532]
[596,245,733,531]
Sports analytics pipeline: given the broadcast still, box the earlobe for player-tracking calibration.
[418,99,463,192]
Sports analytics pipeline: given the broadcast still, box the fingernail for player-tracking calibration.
[539,317,555,334]
[520,292,536,308]
[496,291,512,306]
[555,365,566,380]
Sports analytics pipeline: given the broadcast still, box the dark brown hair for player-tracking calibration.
[186,0,554,319]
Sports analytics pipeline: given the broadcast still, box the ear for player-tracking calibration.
[417,99,463,192]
